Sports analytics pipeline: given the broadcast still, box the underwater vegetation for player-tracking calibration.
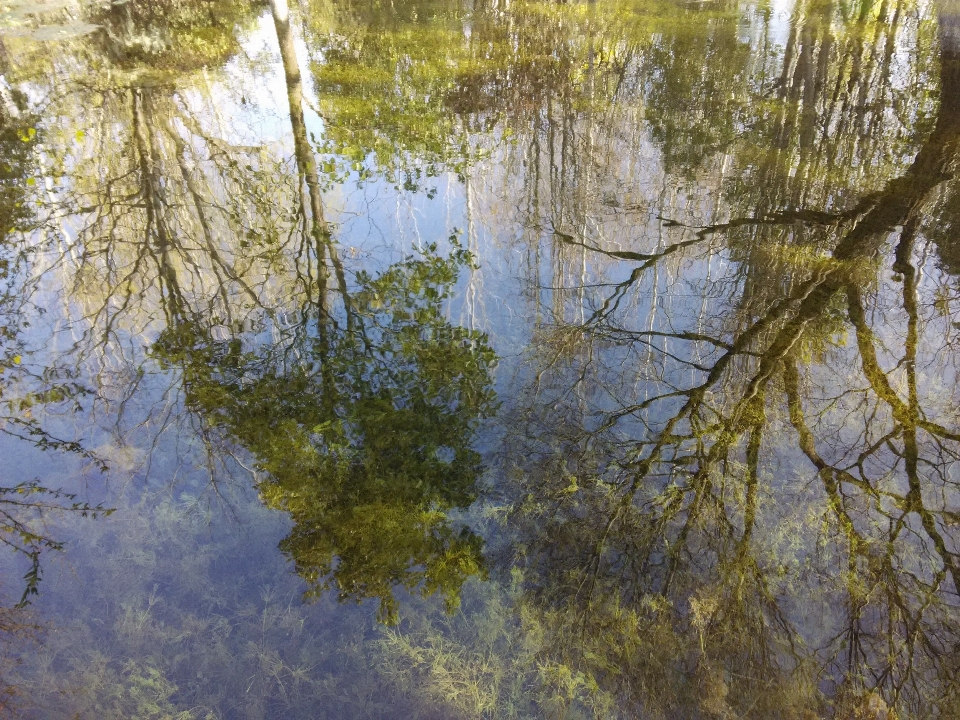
[4,482,616,719]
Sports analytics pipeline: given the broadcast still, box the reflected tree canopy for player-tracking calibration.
[0,0,500,626]
[151,244,497,624]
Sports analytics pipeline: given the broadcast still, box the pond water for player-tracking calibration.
[0,0,959,717]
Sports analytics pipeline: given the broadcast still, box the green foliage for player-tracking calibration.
[88,0,264,74]
[11,487,392,719]
[0,482,113,608]
[152,244,497,624]
[372,572,618,719]
[306,0,477,187]
[6,486,613,719]
[0,95,38,247]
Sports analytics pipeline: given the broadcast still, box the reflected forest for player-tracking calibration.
[0,0,958,716]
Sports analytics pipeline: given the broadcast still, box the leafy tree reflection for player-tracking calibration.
[55,0,502,625]
[152,244,497,625]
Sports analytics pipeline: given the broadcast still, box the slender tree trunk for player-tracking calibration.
[271,0,329,240]
[270,0,353,333]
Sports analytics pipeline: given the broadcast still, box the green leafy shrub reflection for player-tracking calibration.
[152,244,497,624]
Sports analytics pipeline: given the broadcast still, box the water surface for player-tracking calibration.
[1,0,959,717]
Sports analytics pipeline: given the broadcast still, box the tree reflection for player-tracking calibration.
[0,38,116,612]
[9,0,500,625]
[151,242,497,624]
[497,1,960,716]
[5,0,960,715]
